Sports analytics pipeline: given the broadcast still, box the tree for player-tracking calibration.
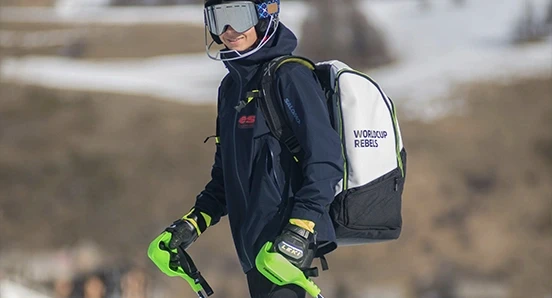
[298,0,392,69]
[451,0,466,7]
[512,0,548,44]
[546,0,552,25]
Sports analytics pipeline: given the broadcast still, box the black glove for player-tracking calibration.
[272,223,316,270]
[165,208,211,251]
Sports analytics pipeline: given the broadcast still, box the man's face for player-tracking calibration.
[219,26,258,52]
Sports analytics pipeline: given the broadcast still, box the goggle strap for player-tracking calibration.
[205,16,278,62]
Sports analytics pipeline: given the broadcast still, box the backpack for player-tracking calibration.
[258,55,407,247]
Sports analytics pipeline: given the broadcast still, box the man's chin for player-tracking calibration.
[229,46,247,52]
[223,43,258,54]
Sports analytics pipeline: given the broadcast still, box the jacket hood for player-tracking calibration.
[223,23,298,82]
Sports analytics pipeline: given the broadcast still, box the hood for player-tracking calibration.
[223,23,298,83]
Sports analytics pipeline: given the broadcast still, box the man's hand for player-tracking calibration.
[272,219,316,269]
[147,208,211,275]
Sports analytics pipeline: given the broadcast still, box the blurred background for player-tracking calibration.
[0,0,551,297]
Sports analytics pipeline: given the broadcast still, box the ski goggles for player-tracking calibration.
[204,0,280,36]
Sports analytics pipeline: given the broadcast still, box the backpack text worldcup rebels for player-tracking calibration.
[258,56,407,246]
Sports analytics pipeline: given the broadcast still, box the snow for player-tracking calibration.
[0,6,204,24]
[1,0,551,119]
[0,279,53,298]
[1,54,228,102]
[55,0,112,18]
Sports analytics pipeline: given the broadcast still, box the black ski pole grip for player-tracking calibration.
[177,246,214,297]
[198,275,214,296]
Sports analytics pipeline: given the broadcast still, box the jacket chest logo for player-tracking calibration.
[238,115,256,129]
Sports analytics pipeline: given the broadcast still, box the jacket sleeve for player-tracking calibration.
[276,64,344,224]
[194,81,229,226]
[194,131,227,226]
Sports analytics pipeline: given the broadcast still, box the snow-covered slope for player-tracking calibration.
[0,279,53,298]
[1,0,550,119]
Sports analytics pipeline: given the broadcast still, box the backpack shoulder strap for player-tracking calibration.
[259,55,316,162]
[260,56,338,272]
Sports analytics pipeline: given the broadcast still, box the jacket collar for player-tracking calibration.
[223,23,298,84]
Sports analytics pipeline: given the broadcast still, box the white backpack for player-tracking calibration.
[259,56,407,247]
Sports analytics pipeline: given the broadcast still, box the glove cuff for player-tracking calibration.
[289,218,315,233]
[284,223,314,241]
[183,208,212,235]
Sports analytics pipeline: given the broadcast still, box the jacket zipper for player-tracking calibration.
[227,62,253,268]
[269,148,282,191]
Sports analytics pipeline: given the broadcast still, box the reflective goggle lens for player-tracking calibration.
[204,1,259,35]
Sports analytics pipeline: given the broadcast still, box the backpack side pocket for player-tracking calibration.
[331,149,406,245]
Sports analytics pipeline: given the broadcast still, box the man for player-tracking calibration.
[148,1,343,297]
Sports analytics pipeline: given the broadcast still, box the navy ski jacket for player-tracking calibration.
[194,23,344,273]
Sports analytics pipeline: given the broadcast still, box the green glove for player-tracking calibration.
[256,242,322,298]
[254,219,322,297]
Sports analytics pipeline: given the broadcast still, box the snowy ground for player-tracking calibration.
[1,0,551,119]
[0,279,52,298]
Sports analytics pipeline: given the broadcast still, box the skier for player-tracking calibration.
[148,0,343,297]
